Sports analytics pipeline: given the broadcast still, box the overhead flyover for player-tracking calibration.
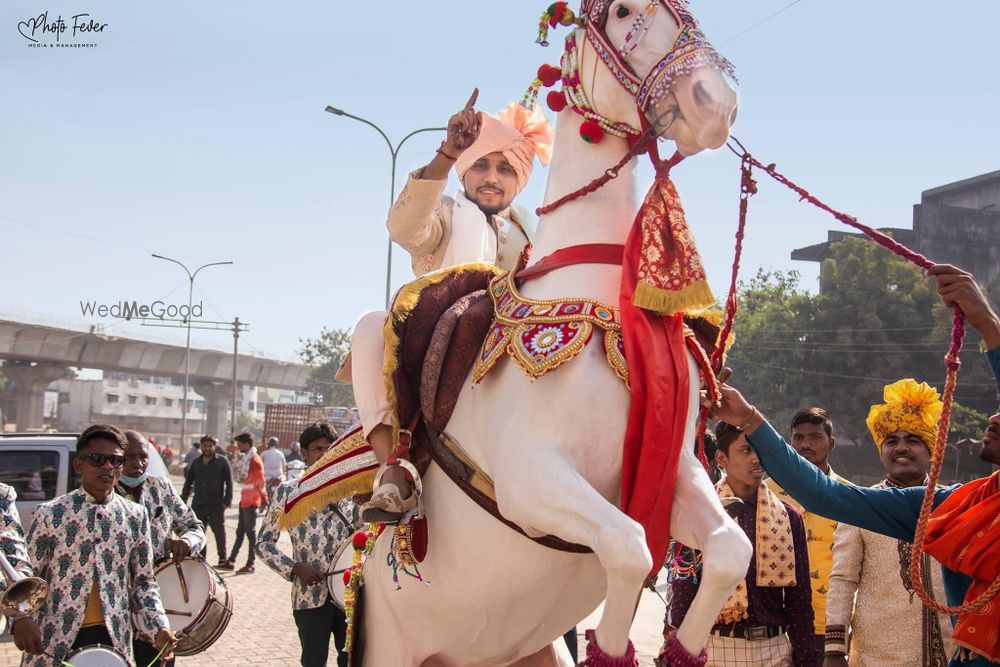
[0,319,309,430]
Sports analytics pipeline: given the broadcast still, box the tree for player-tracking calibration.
[298,327,355,407]
[232,411,263,442]
[724,267,815,433]
[728,237,998,443]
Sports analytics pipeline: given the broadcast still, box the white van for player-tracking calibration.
[0,433,169,528]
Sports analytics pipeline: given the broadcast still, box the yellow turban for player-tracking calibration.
[865,379,943,452]
[455,102,553,194]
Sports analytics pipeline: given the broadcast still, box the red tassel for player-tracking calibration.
[547,2,569,27]
[537,64,561,87]
[580,119,605,144]
[546,90,567,112]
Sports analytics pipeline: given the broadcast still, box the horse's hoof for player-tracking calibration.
[580,629,638,667]
[655,634,707,667]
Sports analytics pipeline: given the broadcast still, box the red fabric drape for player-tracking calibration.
[922,471,1000,662]
[619,201,693,575]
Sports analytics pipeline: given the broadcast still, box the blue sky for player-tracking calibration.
[2,0,998,363]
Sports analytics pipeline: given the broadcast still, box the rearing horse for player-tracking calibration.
[361,2,751,664]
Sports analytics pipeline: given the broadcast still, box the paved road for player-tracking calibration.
[0,480,672,666]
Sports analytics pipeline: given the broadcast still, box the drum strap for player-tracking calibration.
[331,505,353,532]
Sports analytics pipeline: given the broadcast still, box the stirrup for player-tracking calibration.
[360,460,424,524]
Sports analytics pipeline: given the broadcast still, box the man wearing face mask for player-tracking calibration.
[344,90,554,523]
[118,430,206,667]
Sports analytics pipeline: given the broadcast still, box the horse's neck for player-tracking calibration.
[525,112,638,303]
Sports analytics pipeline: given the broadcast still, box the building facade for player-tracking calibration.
[792,169,1000,288]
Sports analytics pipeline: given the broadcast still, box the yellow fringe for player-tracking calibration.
[632,280,716,316]
[382,263,504,448]
[685,305,724,327]
[276,470,375,531]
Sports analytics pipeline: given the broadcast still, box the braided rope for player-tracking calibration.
[710,154,756,373]
[729,142,1000,615]
[535,128,657,217]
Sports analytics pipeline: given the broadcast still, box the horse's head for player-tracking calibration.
[560,0,736,156]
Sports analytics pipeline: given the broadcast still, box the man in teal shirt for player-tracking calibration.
[715,264,1000,667]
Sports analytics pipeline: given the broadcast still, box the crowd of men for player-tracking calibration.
[677,264,1000,667]
[1,93,997,667]
[0,424,354,667]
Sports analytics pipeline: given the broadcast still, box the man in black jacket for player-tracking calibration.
[182,435,234,569]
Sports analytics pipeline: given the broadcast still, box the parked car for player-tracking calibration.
[0,433,168,528]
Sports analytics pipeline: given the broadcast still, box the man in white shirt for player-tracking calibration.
[260,437,287,509]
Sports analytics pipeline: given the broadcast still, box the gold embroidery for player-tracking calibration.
[473,271,628,385]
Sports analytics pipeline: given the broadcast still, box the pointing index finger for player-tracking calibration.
[464,88,479,110]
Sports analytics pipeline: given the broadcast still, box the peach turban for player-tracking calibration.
[455,102,554,194]
[865,379,943,452]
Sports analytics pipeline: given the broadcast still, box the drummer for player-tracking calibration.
[118,430,206,667]
[257,422,355,667]
[13,423,175,666]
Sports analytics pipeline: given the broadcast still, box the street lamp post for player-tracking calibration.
[324,106,445,309]
[151,254,233,447]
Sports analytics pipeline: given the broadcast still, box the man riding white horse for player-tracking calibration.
[288,2,753,664]
[346,94,553,523]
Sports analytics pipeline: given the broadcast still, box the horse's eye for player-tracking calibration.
[616,4,631,19]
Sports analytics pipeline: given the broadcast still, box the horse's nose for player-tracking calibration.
[692,80,714,110]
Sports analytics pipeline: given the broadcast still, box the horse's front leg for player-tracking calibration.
[492,447,650,661]
[661,354,753,662]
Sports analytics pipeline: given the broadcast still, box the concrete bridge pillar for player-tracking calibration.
[192,381,234,442]
[1,361,68,431]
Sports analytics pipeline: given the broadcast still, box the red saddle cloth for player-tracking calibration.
[384,264,502,470]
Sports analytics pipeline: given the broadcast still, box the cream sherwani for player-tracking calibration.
[825,480,953,665]
[350,170,535,437]
[387,169,534,277]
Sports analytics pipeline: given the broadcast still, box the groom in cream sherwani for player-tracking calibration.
[342,89,554,523]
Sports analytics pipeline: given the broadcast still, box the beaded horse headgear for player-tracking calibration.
[525,0,735,144]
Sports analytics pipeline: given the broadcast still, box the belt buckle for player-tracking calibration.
[746,626,769,641]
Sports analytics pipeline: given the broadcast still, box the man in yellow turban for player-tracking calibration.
[866,379,943,456]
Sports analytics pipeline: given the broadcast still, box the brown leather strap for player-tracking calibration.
[423,424,591,554]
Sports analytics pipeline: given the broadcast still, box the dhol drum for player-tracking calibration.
[151,558,232,656]
[64,644,128,666]
[326,538,357,611]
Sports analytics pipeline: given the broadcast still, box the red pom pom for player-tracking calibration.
[342,569,352,585]
[547,2,569,27]
[579,119,605,144]
[537,64,561,88]
[546,90,567,112]
[352,531,368,550]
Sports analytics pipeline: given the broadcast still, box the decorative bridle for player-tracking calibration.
[524,0,734,214]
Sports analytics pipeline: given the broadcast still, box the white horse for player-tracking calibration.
[362,2,751,665]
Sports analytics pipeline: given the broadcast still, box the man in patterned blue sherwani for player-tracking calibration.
[13,424,175,666]
[119,430,206,667]
[257,422,356,667]
[0,482,35,622]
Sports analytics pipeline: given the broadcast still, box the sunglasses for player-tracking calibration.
[81,453,127,468]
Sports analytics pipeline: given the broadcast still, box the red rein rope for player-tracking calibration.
[723,139,1000,616]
